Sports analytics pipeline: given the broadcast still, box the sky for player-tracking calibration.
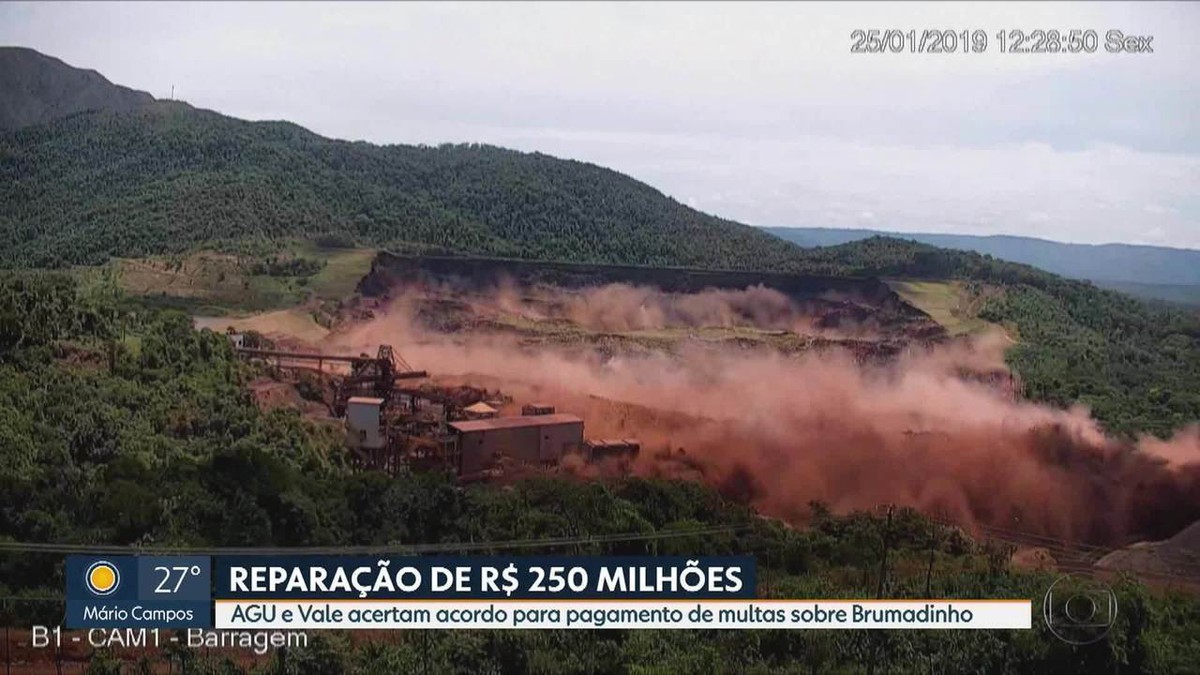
[2,2,1198,249]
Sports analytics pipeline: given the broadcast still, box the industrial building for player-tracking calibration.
[232,339,604,479]
[462,401,500,419]
[583,438,641,462]
[450,414,584,475]
[522,403,556,416]
[345,396,387,450]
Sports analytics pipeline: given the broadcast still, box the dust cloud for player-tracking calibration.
[330,285,1200,547]
[501,282,808,332]
[432,278,897,337]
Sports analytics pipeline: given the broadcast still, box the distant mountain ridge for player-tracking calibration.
[0,47,155,130]
[764,227,1200,304]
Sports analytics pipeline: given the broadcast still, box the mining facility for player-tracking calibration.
[232,337,637,479]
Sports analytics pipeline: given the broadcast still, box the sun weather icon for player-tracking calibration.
[85,560,120,596]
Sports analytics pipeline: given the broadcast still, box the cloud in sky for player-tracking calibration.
[2,1,1197,247]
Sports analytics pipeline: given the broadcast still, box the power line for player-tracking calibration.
[0,524,749,557]
[927,515,1113,555]
[958,519,1200,571]
[926,516,1200,584]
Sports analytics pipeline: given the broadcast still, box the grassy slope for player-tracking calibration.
[87,245,376,315]
[886,279,1003,337]
[192,310,330,343]
[304,246,377,299]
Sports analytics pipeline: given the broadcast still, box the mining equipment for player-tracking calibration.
[234,344,428,415]
[233,340,634,480]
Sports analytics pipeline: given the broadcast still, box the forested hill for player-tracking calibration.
[801,238,1200,436]
[0,47,155,130]
[0,102,808,270]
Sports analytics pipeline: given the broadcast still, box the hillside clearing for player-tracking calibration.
[193,308,331,343]
[886,279,1004,337]
[98,247,376,314]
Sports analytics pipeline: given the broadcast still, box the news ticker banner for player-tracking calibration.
[65,555,1031,630]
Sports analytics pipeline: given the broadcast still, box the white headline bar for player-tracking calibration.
[215,600,1032,630]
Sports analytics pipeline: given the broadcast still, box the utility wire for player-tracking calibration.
[945,517,1200,569]
[926,516,1200,582]
[0,524,749,557]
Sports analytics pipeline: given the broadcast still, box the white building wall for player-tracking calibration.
[346,399,385,449]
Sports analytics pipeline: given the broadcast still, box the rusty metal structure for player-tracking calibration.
[234,344,427,415]
[233,340,633,480]
[235,342,488,475]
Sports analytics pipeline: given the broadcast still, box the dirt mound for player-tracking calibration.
[1168,520,1200,552]
[1011,547,1058,572]
[1096,520,1200,581]
[248,378,302,410]
[247,377,329,418]
[194,309,330,344]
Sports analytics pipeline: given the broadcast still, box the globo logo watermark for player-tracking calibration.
[1043,574,1118,645]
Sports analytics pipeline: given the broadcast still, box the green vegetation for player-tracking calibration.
[1,271,1197,674]
[1094,281,1200,308]
[980,286,1199,438]
[89,245,375,317]
[250,255,323,278]
[790,238,1200,438]
[113,254,309,312]
[0,104,806,271]
[304,246,377,299]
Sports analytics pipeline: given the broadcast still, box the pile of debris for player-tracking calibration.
[1096,520,1200,584]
